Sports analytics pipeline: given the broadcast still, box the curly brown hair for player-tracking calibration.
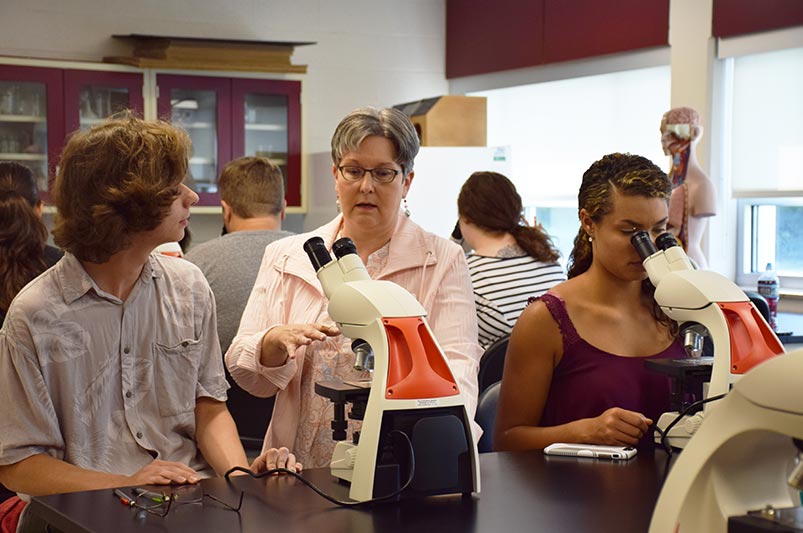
[0,162,47,313]
[458,171,559,263]
[566,153,676,335]
[52,113,190,263]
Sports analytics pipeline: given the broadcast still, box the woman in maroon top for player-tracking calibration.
[494,153,686,451]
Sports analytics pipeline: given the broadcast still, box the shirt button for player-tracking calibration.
[136,431,143,439]
[125,391,132,398]
[123,347,130,354]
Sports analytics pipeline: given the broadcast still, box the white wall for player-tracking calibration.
[0,0,449,237]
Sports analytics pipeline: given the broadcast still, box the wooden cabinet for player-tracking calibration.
[0,59,303,210]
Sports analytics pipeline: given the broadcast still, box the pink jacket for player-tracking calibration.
[226,214,482,464]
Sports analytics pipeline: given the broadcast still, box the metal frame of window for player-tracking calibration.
[735,197,803,293]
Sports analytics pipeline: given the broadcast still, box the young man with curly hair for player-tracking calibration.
[0,115,299,530]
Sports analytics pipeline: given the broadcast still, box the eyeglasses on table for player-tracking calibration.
[113,484,243,517]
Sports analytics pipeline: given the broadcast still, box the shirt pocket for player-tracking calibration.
[152,338,202,417]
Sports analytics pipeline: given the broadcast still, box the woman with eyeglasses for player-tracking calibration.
[226,107,482,468]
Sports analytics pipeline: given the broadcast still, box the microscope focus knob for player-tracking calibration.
[345,445,358,468]
[683,413,705,435]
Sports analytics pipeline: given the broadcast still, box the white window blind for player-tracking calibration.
[730,46,803,197]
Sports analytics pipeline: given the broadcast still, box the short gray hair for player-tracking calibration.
[330,107,420,175]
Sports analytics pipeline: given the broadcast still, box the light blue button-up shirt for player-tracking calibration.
[0,252,228,480]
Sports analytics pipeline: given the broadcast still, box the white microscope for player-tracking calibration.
[649,349,803,533]
[303,236,480,503]
[631,231,785,449]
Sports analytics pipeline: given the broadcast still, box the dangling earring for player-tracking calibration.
[588,235,593,242]
[402,197,411,217]
[336,198,341,213]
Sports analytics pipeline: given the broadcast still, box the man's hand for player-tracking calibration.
[125,460,200,486]
[260,323,340,366]
[250,447,303,474]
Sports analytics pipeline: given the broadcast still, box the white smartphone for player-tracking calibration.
[543,443,638,460]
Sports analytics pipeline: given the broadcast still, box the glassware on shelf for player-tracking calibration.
[0,86,15,115]
[1,82,47,118]
[0,80,49,196]
[80,91,98,120]
[77,86,133,130]
[9,133,19,153]
[172,89,217,190]
[243,93,288,179]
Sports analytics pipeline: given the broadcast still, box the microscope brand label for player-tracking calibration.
[416,399,439,407]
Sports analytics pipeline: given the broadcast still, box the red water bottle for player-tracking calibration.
[757,262,779,331]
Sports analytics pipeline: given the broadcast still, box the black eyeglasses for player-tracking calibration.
[338,165,401,183]
[114,485,243,517]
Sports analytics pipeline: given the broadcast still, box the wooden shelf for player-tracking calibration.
[105,34,315,74]
[245,123,285,131]
[0,114,47,123]
[177,121,215,129]
[0,152,47,161]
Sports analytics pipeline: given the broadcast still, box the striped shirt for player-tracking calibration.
[467,254,566,348]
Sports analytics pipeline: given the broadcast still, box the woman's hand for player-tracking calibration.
[250,447,303,473]
[582,407,652,446]
[259,323,341,367]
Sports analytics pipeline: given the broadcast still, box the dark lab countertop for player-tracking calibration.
[777,312,803,345]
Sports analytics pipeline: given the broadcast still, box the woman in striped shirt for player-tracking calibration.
[457,171,565,348]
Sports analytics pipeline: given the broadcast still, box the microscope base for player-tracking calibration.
[728,506,803,532]
[331,406,477,502]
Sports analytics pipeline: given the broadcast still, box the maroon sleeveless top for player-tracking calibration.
[537,293,686,448]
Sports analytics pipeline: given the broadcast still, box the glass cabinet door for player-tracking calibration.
[245,94,288,169]
[232,79,301,207]
[156,75,231,205]
[64,71,143,134]
[0,65,63,197]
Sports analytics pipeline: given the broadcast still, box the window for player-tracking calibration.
[523,205,577,268]
[470,65,671,267]
[737,199,803,291]
[728,45,803,292]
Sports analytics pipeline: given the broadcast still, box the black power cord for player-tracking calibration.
[223,430,416,507]
[655,393,727,456]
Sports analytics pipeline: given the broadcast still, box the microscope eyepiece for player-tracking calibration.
[631,230,657,260]
[304,236,333,272]
[656,232,680,251]
[332,237,359,259]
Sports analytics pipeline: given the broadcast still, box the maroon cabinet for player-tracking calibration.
[157,74,301,207]
[0,64,144,201]
[446,0,670,78]
[0,65,64,197]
